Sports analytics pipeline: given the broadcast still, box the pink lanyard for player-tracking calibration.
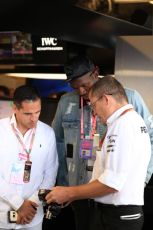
[80,97,97,139]
[11,124,36,161]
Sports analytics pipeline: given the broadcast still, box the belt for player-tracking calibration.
[72,200,141,210]
[72,199,96,208]
[95,202,141,209]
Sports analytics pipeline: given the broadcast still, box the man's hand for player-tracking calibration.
[45,186,72,205]
[16,200,38,224]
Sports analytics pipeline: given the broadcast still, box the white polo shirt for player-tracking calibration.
[0,115,58,229]
[92,104,151,205]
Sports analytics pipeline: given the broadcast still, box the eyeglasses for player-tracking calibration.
[90,95,103,110]
[90,93,113,110]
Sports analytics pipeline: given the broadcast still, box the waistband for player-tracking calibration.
[71,199,142,209]
[72,199,96,207]
[96,202,142,209]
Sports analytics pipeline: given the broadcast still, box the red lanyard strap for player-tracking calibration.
[80,97,84,139]
[91,116,97,139]
[80,97,97,139]
[99,108,134,148]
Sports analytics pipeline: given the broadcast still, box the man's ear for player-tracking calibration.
[103,94,109,105]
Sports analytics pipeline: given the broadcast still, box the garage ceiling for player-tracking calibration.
[0,0,152,74]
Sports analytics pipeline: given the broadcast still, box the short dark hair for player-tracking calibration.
[13,85,41,108]
[64,55,95,82]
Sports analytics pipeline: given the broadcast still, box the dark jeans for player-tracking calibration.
[97,203,143,230]
[42,205,75,230]
[71,199,101,230]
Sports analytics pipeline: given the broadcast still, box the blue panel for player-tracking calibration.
[30,79,74,97]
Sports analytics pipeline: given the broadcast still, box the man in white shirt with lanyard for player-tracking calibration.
[0,85,58,230]
[46,76,151,230]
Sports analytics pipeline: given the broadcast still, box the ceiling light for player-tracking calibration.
[3,73,67,79]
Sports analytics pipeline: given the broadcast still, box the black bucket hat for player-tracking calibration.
[64,55,95,82]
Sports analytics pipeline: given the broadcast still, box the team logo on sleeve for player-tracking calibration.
[106,135,117,153]
[140,126,148,133]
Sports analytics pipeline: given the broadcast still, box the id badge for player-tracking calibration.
[23,161,32,183]
[80,139,93,159]
[10,162,24,184]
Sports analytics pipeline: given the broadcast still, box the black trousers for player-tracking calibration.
[71,199,101,230]
[72,200,143,230]
[97,203,143,230]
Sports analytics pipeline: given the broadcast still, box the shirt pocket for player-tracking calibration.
[62,121,79,139]
[62,121,80,156]
[62,121,79,129]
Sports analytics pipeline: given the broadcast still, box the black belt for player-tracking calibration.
[72,199,96,208]
[96,202,141,209]
[72,199,142,209]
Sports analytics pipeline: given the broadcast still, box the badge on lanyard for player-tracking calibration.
[92,133,100,157]
[10,162,24,184]
[11,124,36,183]
[80,138,93,159]
[23,160,32,183]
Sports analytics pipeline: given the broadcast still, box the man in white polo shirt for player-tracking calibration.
[0,85,58,230]
[46,76,151,230]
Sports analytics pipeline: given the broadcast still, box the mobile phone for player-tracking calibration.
[67,143,73,158]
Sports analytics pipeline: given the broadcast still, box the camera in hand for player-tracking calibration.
[38,189,51,205]
[38,189,61,220]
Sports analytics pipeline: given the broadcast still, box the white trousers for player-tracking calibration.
[0,221,42,230]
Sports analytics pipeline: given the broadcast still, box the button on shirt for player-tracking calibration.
[0,115,58,229]
[92,104,151,206]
